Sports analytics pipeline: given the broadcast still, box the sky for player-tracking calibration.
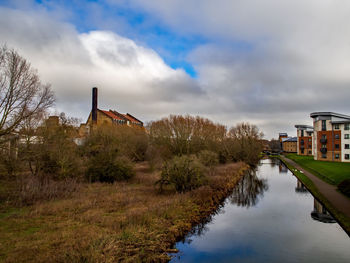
[1,0,350,139]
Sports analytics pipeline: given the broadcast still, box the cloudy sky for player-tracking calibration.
[1,0,350,139]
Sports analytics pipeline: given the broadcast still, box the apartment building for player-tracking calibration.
[295,125,313,156]
[310,112,350,162]
[281,137,297,153]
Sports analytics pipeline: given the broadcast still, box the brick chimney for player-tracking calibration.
[92,87,98,124]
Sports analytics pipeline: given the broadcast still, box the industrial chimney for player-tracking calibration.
[92,87,98,124]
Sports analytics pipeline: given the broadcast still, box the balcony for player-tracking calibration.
[320,148,327,154]
[320,138,327,144]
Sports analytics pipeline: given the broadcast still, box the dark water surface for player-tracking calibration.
[170,159,350,263]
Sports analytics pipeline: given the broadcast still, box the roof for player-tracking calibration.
[279,133,288,136]
[99,110,125,121]
[126,113,143,124]
[310,112,350,120]
[294,124,313,130]
[282,137,297,142]
[99,109,142,124]
[122,114,135,122]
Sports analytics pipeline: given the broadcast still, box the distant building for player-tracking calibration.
[295,125,313,156]
[281,137,297,153]
[279,133,288,149]
[310,112,350,162]
[79,88,143,137]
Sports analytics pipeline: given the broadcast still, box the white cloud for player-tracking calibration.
[0,7,202,125]
[123,0,350,137]
[2,1,350,138]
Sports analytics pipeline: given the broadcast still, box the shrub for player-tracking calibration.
[198,150,219,167]
[17,175,79,206]
[338,179,350,197]
[86,156,134,183]
[156,155,206,193]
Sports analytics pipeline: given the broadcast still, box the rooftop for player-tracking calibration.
[295,124,313,130]
[282,137,297,142]
[310,112,350,120]
[99,109,143,125]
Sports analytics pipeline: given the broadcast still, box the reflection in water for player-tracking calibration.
[311,198,336,224]
[295,179,308,193]
[178,203,226,245]
[171,159,350,263]
[279,163,288,173]
[229,169,268,208]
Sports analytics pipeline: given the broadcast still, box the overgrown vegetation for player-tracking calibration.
[0,47,264,263]
[149,115,263,165]
[156,155,206,193]
[0,162,248,262]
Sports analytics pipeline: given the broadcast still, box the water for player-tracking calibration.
[170,158,350,263]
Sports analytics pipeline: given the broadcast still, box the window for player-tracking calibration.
[322,144,327,148]
[335,144,340,149]
[345,144,350,149]
[308,150,312,154]
[345,154,350,160]
[335,134,340,139]
[345,134,350,139]
[345,123,350,130]
[322,120,326,131]
[322,134,327,139]
[322,153,327,158]
[334,124,339,129]
[301,130,304,137]
[335,154,339,159]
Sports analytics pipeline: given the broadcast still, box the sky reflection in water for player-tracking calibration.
[171,159,350,263]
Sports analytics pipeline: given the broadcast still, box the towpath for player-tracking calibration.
[281,156,350,218]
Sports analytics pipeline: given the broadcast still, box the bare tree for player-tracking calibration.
[0,45,54,140]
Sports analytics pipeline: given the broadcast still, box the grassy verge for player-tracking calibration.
[285,153,350,185]
[278,157,350,235]
[0,162,248,262]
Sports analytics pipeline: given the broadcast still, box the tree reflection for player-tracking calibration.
[179,203,226,244]
[229,169,268,208]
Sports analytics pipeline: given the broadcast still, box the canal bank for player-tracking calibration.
[279,155,350,235]
[170,159,350,263]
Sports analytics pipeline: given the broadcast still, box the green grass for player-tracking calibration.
[278,157,350,235]
[285,153,350,185]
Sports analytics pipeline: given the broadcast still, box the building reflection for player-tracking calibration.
[229,169,268,208]
[294,179,335,223]
[295,180,308,193]
[279,163,288,173]
[311,199,336,223]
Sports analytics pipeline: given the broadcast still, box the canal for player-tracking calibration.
[170,158,350,263]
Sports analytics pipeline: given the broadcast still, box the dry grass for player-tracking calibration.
[0,161,248,262]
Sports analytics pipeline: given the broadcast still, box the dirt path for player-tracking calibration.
[281,156,350,218]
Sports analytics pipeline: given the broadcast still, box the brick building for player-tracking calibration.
[281,137,297,153]
[79,88,143,137]
[295,125,313,156]
[310,112,350,162]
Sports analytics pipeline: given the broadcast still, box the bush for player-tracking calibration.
[86,156,134,183]
[156,155,206,193]
[338,179,350,197]
[17,175,79,206]
[198,150,219,167]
